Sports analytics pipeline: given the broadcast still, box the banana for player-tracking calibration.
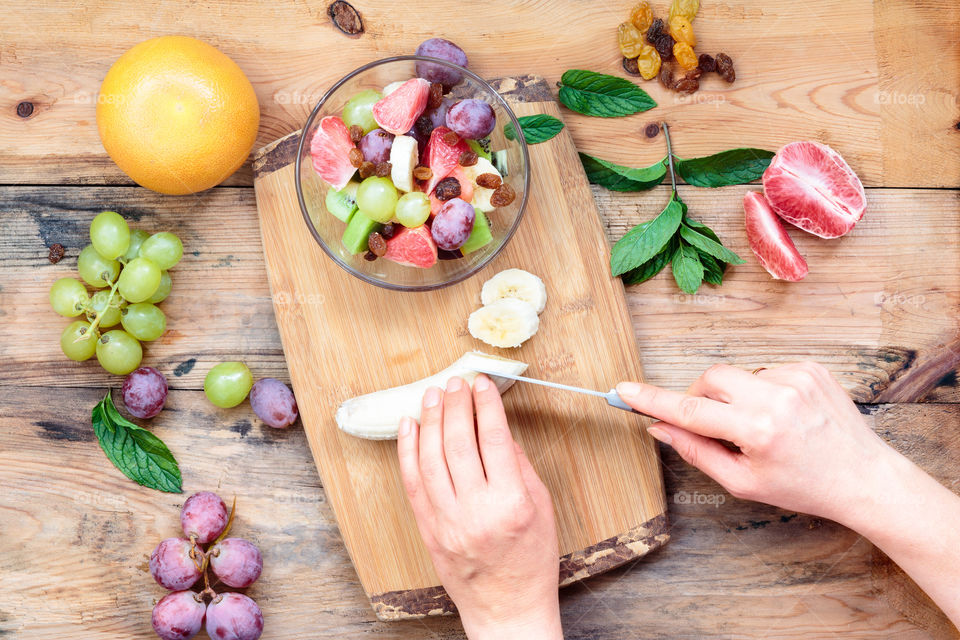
[480,268,547,314]
[335,351,527,440]
[383,80,404,96]
[468,298,540,348]
[461,156,501,213]
[389,134,418,192]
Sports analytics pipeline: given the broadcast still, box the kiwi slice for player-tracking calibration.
[467,138,492,161]
[460,208,493,255]
[326,181,360,223]
[342,211,383,255]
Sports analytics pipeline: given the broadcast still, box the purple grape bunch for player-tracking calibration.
[150,492,264,640]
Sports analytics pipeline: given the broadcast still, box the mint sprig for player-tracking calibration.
[92,391,182,493]
[558,70,656,118]
[504,114,564,144]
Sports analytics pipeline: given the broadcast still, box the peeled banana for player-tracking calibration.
[335,351,527,440]
[389,134,418,192]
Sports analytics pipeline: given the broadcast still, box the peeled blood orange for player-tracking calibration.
[372,78,430,135]
[744,191,809,282]
[310,115,356,191]
[761,141,866,239]
[383,225,438,268]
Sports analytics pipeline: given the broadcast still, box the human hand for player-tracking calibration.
[397,375,563,640]
[616,362,898,526]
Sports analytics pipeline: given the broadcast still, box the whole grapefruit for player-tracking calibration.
[96,36,260,195]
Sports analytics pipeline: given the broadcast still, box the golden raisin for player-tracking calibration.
[459,150,478,167]
[358,161,375,179]
[674,41,698,71]
[629,1,653,32]
[668,0,699,22]
[367,231,387,257]
[427,82,444,109]
[489,183,516,207]
[635,44,662,80]
[668,16,696,47]
[348,147,363,168]
[375,161,392,177]
[412,165,433,181]
[715,53,736,82]
[476,173,502,189]
[618,22,645,59]
[441,130,460,146]
[349,125,364,145]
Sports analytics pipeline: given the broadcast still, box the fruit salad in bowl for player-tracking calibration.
[295,43,530,291]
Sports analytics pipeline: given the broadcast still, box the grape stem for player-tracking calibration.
[75,276,120,343]
[661,121,678,195]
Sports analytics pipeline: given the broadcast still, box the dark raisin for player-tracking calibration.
[622,56,641,77]
[644,123,660,138]
[459,150,478,167]
[658,64,675,90]
[349,124,364,145]
[412,165,433,181]
[415,115,434,137]
[380,223,397,239]
[367,231,387,257]
[674,68,702,94]
[697,53,716,73]
[490,183,516,207]
[358,161,375,179]
[441,130,460,146]
[476,173,502,189]
[48,243,65,264]
[348,147,363,168]
[437,248,463,260]
[428,82,444,109]
[434,177,461,201]
[363,250,378,261]
[645,17,664,41]
[715,53,735,83]
[375,161,392,177]
[652,33,674,60]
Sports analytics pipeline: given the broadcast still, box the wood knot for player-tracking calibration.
[327,1,363,36]
[16,101,34,118]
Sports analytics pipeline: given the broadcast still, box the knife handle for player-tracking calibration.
[605,389,653,419]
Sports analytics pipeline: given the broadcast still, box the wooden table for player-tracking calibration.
[1,1,958,638]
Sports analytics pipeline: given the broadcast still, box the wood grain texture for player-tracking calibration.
[1,0,957,187]
[252,85,670,618]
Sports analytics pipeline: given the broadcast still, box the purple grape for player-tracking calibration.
[431,199,475,250]
[121,366,168,419]
[150,538,202,591]
[152,590,206,640]
[209,538,263,588]
[205,593,263,640]
[415,98,452,138]
[415,38,468,88]
[181,491,228,544]
[249,378,298,429]
[446,99,495,140]
[358,128,393,164]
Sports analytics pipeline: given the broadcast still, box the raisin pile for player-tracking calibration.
[618,0,737,95]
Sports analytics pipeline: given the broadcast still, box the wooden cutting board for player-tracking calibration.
[252,75,668,620]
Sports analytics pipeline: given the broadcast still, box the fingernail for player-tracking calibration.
[424,387,442,408]
[399,417,413,437]
[474,374,490,392]
[616,381,642,397]
[446,376,463,392]
[647,426,672,446]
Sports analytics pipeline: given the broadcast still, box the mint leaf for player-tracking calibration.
[611,197,683,276]
[675,148,775,187]
[671,243,705,293]
[92,392,182,493]
[580,153,666,191]
[680,224,745,264]
[558,70,657,117]
[700,253,725,285]
[623,243,673,285]
[504,114,564,144]
[682,216,720,242]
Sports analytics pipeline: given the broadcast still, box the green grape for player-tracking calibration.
[60,321,98,361]
[118,257,161,303]
[149,271,173,303]
[139,232,183,270]
[87,289,123,327]
[95,330,142,375]
[356,176,398,223]
[204,362,253,408]
[123,229,150,262]
[78,245,121,287]
[394,191,431,228]
[49,278,89,317]
[342,89,382,134]
[89,211,130,260]
[121,302,166,341]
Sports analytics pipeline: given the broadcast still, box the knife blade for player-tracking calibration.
[470,368,652,418]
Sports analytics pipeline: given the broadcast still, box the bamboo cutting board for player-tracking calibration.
[252,75,668,620]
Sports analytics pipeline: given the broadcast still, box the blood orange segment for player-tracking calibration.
[372,78,430,135]
[310,115,357,191]
[744,191,808,282]
[423,126,469,194]
[383,225,438,268]
[762,141,865,239]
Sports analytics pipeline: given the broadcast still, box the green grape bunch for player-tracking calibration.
[49,211,182,375]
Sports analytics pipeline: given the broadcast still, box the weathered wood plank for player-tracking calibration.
[0,388,955,638]
[2,185,956,404]
[0,1,957,188]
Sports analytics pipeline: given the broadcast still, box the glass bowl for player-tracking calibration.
[295,56,530,291]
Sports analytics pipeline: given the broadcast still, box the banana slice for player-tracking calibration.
[468,298,540,348]
[335,351,527,440]
[389,135,418,192]
[462,157,501,213]
[383,81,405,96]
[481,268,547,313]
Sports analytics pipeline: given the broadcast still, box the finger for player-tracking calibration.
[441,377,486,493]
[473,374,524,489]
[514,441,553,513]
[646,422,745,491]
[418,386,456,512]
[686,363,775,403]
[616,381,747,442]
[397,416,436,542]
